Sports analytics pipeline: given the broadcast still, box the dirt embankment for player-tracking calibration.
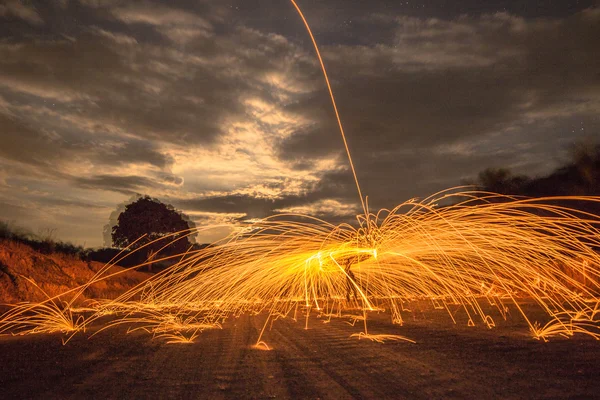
[0,240,150,304]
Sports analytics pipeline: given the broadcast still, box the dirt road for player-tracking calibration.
[1,308,599,399]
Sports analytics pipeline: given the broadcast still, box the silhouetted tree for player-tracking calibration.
[570,141,600,192]
[111,196,194,271]
[472,139,600,215]
[477,168,529,194]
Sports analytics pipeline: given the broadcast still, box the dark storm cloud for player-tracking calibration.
[73,174,155,194]
[176,194,275,219]
[158,172,184,186]
[1,0,599,245]
[0,33,228,145]
[175,171,362,220]
[0,200,41,230]
[0,1,44,26]
[280,9,600,155]
[72,170,185,194]
[0,1,319,149]
[100,139,174,170]
[0,112,66,169]
[34,196,106,210]
[0,109,172,185]
[274,8,600,209]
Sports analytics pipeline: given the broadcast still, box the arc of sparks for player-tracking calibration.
[288,0,367,218]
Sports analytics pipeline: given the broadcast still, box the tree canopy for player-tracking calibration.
[111,196,195,258]
[475,143,600,197]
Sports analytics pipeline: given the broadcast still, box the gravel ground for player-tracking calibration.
[1,304,599,399]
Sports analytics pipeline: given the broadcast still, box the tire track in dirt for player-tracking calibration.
[129,314,288,399]
[325,314,505,398]
[0,330,158,400]
[3,310,600,399]
[212,315,266,398]
[135,327,230,399]
[265,316,417,399]
[59,330,163,399]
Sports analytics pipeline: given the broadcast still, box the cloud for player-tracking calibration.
[73,174,155,194]
[274,199,359,218]
[0,10,336,228]
[0,112,66,169]
[273,8,600,208]
[98,139,174,170]
[0,17,320,150]
[0,1,43,26]
[111,4,211,28]
[173,170,362,221]
[0,1,599,246]
[175,194,278,219]
[110,3,213,44]
[90,26,138,45]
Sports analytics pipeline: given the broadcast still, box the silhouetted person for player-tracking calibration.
[345,258,358,301]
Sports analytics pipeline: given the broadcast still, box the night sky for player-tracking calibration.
[0,0,598,246]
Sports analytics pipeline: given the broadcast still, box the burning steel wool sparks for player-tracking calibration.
[1,1,600,349]
[2,191,600,346]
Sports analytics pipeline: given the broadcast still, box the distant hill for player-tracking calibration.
[471,142,600,215]
[475,143,599,196]
[0,239,150,304]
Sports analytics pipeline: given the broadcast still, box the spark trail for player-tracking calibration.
[2,191,600,344]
